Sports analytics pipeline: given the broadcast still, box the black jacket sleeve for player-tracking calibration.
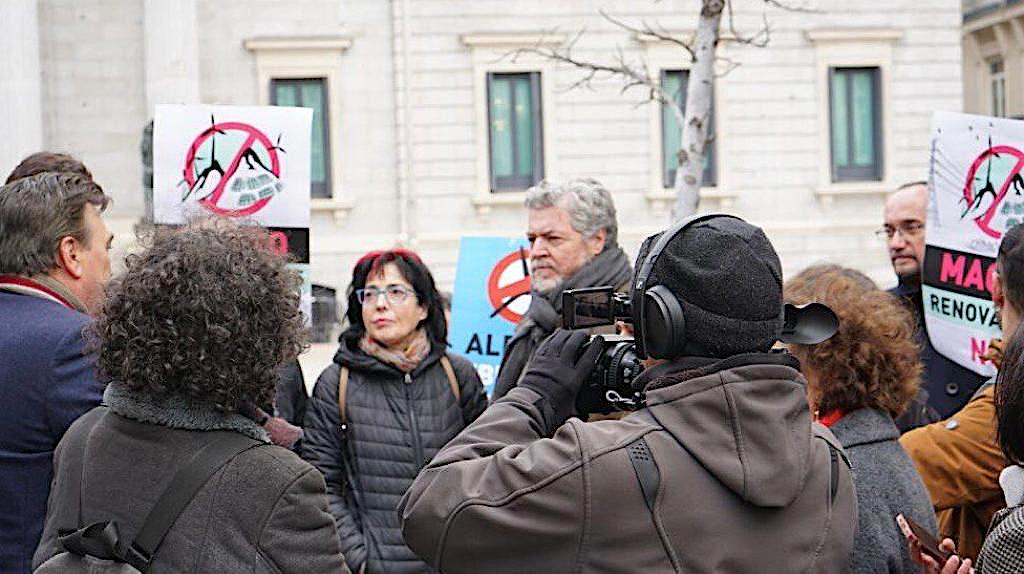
[449,354,488,425]
[301,364,368,571]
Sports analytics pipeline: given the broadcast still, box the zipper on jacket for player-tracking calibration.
[404,373,425,468]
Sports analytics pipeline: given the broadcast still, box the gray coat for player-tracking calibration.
[400,353,858,573]
[829,408,937,573]
[32,384,349,573]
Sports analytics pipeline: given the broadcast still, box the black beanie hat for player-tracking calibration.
[633,216,784,358]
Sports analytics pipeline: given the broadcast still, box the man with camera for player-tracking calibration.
[491,178,632,401]
[398,215,857,572]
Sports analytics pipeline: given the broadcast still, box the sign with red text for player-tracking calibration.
[153,104,313,323]
[924,111,1024,376]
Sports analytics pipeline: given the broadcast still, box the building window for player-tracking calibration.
[991,58,1007,118]
[661,70,715,188]
[271,78,331,198]
[487,72,543,192]
[829,67,882,182]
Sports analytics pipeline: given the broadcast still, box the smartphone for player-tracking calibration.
[897,513,952,563]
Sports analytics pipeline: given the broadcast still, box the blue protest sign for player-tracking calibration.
[450,237,532,396]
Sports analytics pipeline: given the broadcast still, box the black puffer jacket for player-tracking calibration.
[302,337,487,574]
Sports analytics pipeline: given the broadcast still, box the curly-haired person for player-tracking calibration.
[785,264,936,574]
[32,218,349,573]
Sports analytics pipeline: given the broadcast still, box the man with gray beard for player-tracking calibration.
[491,178,632,401]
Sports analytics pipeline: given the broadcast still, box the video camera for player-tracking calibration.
[561,285,839,415]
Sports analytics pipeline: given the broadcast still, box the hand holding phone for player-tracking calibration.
[896,513,952,563]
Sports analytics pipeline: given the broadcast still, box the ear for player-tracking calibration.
[994,279,1006,309]
[417,303,429,322]
[55,236,85,280]
[585,229,607,256]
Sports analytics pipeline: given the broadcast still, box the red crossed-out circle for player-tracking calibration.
[183,122,281,217]
[487,250,532,325]
[963,145,1024,239]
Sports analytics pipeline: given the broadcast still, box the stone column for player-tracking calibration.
[144,0,200,115]
[0,0,43,174]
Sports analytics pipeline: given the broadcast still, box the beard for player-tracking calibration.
[529,261,563,295]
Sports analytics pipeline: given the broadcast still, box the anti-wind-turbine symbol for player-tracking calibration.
[180,114,227,202]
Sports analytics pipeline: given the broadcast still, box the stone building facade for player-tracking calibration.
[0,0,963,293]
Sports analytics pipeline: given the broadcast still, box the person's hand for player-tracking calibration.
[897,515,974,574]
[517,330,603,434]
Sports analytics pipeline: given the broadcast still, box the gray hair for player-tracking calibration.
[0,172,110,275]
[524,178,619,247]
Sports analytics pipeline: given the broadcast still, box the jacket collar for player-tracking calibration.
[638,351,801,393]
[827,407,899,449]
[104,381,269,442]
[0,274,87,313]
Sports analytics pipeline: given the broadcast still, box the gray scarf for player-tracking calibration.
[492,245,633,400]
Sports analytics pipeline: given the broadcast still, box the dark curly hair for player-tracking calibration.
[342,249,447,347]
[88,218,306,412]
[784,264,922,419]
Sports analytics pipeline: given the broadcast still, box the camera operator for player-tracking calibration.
[397,216,857,573]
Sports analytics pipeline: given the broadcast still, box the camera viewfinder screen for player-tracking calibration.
[570,290,614,328]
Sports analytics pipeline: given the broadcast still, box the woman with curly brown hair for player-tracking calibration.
[32,218,349,573]
[785,263,935,574]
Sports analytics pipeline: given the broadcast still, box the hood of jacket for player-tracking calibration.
[642,352,814,508]
[332,332,446,377]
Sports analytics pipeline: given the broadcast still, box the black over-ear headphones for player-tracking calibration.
[632,213,744,359]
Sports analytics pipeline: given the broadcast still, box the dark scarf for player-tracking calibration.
[493,245,632,399]
[523,245,633,332]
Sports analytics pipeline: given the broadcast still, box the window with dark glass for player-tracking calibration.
[661,70,715,188]
[829,67,882,182]
[487,72,543,192]
[271,78,331,198]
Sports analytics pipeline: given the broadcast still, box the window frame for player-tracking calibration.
[486,71,545,192]
[270,77,332,199]
[990,58,1007,118]
[659,69,716,189]
[828,66,883,182]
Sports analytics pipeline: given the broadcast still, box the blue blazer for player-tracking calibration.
[0,291,103,573]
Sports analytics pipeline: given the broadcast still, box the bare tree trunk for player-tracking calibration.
[672,0,725,220]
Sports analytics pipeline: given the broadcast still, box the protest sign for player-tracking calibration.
[924,111,1024,376]
[450,237,531,395]
[153,104,314,321]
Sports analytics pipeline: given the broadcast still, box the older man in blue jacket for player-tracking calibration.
[0,159,111,573]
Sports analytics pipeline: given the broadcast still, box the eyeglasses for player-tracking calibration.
[875,222,925,241]
[356,285,417,306]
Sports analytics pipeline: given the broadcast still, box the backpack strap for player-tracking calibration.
[440,356,460,402]
[122,432,261,571]
[338,366,351,430]
[60,407,107,534]
[812,423,850,507]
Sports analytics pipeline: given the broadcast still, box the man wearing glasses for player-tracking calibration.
[880,181,986,425]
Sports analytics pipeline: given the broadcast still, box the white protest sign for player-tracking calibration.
[923,111,1024,376]
[153,104,311,227]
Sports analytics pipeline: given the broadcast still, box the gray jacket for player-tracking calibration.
[829,408,937,573]
[399,353,858,573]
[33,385,348,573]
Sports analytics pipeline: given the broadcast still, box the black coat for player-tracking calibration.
[302,338,487,574]
[889,282,988,420]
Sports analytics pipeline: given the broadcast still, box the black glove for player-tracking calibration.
[517,329,603,434]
